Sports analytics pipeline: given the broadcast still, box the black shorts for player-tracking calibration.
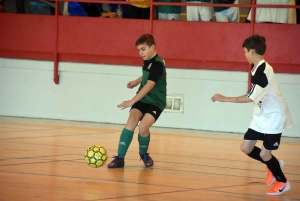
[131,101,163,121]
[244,128,282,150]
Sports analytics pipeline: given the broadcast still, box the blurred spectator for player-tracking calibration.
[80,3,101,17]
[109,1,129,18]
[0,0,5,12]
[63,2,88,16]
[158,0,181,20]
[186,0,212,22]
[127,0,150,19]
[16,0,25,13]
[247,0,296,24]
[296,0,299,23]
[213,0,239,22]
[29,0,55,15]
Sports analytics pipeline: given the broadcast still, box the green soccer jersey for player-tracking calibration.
[158,0,181,14]
[137,54,167,111]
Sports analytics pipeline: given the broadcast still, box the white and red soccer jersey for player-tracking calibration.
[245,60,293,134]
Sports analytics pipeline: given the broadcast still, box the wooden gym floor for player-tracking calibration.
[0,116,299,201]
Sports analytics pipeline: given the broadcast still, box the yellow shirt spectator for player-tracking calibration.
[127,0,150,8]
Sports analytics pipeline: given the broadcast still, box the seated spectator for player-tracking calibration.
[15,0,25,13]
[127,0,150,19]
[295,0,299,23]
[63,2,87,16]
[80,3,101,17]
[109,1,129,18]
[186,0,212,22]
[0,0,5,12]
[247,0,296,24]
[158,0,181,20]
[29,0,55,15]
[213,0,239,22]
[63,2,102,17]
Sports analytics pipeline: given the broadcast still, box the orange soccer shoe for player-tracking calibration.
[266,160,284,186]
[266,180,291,196]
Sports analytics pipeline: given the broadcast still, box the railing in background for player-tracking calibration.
[0,0,299,84]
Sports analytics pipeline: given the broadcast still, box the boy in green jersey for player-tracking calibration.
[108,34,167,168]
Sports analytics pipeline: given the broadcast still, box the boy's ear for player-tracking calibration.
[150,44,155,50]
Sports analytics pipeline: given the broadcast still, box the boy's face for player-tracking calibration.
[136,43,155,60]
[243,47,254,64]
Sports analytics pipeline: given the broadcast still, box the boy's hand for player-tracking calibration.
[211,94,226,102]
[117,100,135,110]
[127,80,138,89]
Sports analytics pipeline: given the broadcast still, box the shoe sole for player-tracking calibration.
[144,163,154,167]
[266,181,291,196]
[107,165,124,168]
[267,160,285,186]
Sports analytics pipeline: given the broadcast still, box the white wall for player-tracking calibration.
[0,58,299,137]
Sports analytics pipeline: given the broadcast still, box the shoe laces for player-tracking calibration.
[112,156,123,161]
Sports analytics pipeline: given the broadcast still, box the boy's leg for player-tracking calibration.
[215,10,229,22]
[242,129,286,186]
[139,114,155,152]
[118,108,143,157]
[167,13,180,20]
[138,114,156,167]
[128,4,139,19]
[241,129,265,163]
[261,134,290,195]
[187,2,200,21]
[138,104,162,167]
[107,108,142,168]
[199,5,212,22]
[241,141,265,163]
[158,13,168,20]
[229,0,240,22]
[140,7,150,19]
[260,147,286,183]
[261,148,290,195]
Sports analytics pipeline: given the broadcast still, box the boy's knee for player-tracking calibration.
[259,151,272,161]
[240,144,252,154]
[139,124,150,136]
[126,117,139,130]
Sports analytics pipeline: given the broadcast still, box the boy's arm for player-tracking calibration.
[131,80,155,103]
[118,61,163,110]
[118,80,155,109]
[136,76,142,84]
[127,76,142,89]
[211,94,253,103]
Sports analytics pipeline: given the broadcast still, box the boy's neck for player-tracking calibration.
[148,51,157,60]
[253,55,265,70]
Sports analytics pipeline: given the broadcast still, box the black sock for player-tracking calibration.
[247,146,266,164]
[266,156,287,183]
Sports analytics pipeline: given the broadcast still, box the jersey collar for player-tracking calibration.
[251,59,265,75]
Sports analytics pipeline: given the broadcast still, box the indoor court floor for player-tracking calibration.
[0,116,299,201]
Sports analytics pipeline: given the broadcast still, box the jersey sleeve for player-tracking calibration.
[148,61,164,82]
[245,70,269,104]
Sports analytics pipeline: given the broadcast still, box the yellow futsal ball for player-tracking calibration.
[84,145,107,168]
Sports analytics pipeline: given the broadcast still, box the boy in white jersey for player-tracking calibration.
[211,34,293,196]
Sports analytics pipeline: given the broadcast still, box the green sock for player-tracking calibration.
[138,134,150,154]
[117,128,134,158]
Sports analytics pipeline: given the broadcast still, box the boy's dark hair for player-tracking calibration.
[242,34,266,55]
[135,34,155,47]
